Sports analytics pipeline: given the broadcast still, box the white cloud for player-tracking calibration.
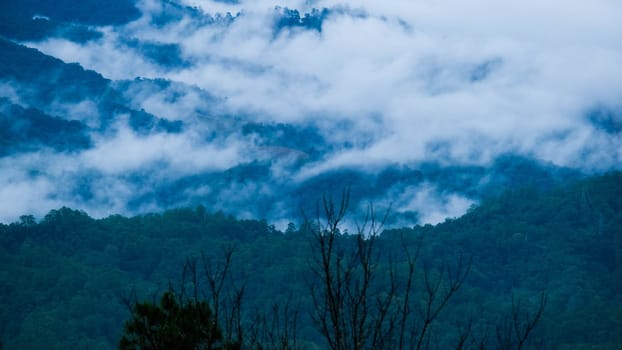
[5,0,622,222]
[0,153,76,222]
[80,121,247,176]
[385,183,475,225]
[0,171,62,222]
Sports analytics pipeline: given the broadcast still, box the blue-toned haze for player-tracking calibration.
[1,0,621,225]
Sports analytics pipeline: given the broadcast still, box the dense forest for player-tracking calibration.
[1,172,620,349]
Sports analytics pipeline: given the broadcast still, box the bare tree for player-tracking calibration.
[119,191,546,350]
[306,190,546,350]
[247,296,301,350]
[186,247,301,350]
[306,190,472,350]
[198,248,245,348]
[494,293,547,350]
[402,251,471,350]
[307,190,393,350]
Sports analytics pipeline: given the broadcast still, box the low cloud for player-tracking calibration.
[3,0,621,222]
[81,122,246,175]
[0,164,63,220]
[392,184,475,225]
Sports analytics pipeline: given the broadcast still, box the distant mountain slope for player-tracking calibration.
[0,0,138,41]
[0,37,110,105]
[0,38,183,135]
[0,99,91,155]
[0,1,604,227]
[0,38,585,224]
[0,0,140,25]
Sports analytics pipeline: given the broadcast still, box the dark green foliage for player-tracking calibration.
[120,291,226,350]
[387,172,622,347]
[0,173,621,349]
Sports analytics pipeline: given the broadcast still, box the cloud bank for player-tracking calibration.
[1,0,621,224]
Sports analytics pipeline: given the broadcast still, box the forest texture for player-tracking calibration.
[1,173,620,349]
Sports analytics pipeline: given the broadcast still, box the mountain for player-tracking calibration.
[1,0,619,226]
[0,98,91,155]
[0,34,586,226]
[0,0,138,41]
[0,1,620,347]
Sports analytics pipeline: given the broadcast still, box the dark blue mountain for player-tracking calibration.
[0,99,91,155]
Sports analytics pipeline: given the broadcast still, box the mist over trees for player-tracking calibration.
[1,173,621,349]
[1,0,619,225]
[0,1,621,348]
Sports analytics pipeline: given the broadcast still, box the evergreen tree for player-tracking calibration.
[119,290,233,350]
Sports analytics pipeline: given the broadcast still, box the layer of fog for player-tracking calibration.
[3,0,621,224]
[30,0,622,168]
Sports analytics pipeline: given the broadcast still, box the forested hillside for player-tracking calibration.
[1,172,620,349]
[1,0,621,348]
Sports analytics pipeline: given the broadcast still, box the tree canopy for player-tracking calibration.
[1,172,621,349]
